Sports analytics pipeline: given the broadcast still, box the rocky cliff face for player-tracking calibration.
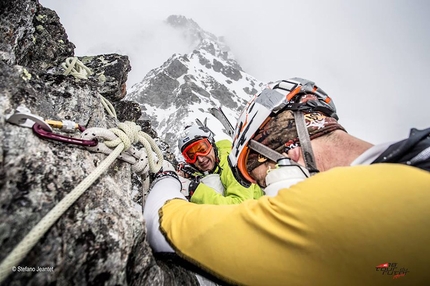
[0,1,207,285]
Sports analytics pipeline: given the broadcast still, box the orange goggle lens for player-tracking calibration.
[182,138,213,164]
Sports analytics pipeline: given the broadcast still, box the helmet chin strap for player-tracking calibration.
[211,143,222,174]
[293,111,319,175]
[248,140,285,163]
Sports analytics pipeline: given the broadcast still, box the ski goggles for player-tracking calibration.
[182,138,213,164]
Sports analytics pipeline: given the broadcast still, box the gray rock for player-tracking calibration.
[0,1,209,285]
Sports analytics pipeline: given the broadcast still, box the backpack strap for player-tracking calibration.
[372,127,430,171]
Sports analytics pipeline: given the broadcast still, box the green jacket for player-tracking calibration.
[190,139,264,205]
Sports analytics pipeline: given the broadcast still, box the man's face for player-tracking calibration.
[193,148,217,172]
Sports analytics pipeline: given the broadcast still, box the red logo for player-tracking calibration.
[375,262,409,279]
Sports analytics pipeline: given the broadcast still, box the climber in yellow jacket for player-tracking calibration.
[144,77,430,285]
[177,124,263,204]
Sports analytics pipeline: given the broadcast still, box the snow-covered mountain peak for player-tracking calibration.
[166,15,219,47]
[126,15,265,157]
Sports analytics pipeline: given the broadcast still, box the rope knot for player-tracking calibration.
[81,122,163,175]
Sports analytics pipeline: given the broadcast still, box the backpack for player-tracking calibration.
[372,127,430,171]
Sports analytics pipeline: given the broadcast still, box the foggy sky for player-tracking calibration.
[39,0,430,144]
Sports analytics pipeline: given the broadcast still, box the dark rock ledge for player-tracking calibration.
[0,1,210,285]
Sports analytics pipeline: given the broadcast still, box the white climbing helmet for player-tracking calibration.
[178,124,215,153]
[228,77,338,187]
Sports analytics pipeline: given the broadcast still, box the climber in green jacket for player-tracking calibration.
[177,124,263,204]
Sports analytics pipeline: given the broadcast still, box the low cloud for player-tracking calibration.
[40,0,430,144]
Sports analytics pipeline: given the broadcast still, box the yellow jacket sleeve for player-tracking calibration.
[190,139,264,205]
[159,164,430,285]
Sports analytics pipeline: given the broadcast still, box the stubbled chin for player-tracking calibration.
[198,161,212,171]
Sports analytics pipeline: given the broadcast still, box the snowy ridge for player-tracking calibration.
[126,15,266,157]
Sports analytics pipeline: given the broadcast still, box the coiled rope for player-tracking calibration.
[61,57,92,79]
[0,122,163,283]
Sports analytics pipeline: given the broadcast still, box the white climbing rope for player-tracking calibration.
[0,121,164,283]
[82,121,163,174]
[0,144,123,283]
[100,95,117,119]
[62,58,115,119]
[0,57,167,283]
[60,57,163,172]
[61,57,92,79]
[61,57,116,119]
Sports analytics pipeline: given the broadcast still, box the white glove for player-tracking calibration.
[144,173,185,253]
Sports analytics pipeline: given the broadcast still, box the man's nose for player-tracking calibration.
[197,156,205,162]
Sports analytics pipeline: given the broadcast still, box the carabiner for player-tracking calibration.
[32,123,98,147]
[6,105,97,147]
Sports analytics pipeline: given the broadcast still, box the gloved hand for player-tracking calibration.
[176,161,196,178]
[188,177,201,198]
[176,175,201,201]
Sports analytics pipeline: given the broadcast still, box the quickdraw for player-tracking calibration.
[5,105,97,147]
